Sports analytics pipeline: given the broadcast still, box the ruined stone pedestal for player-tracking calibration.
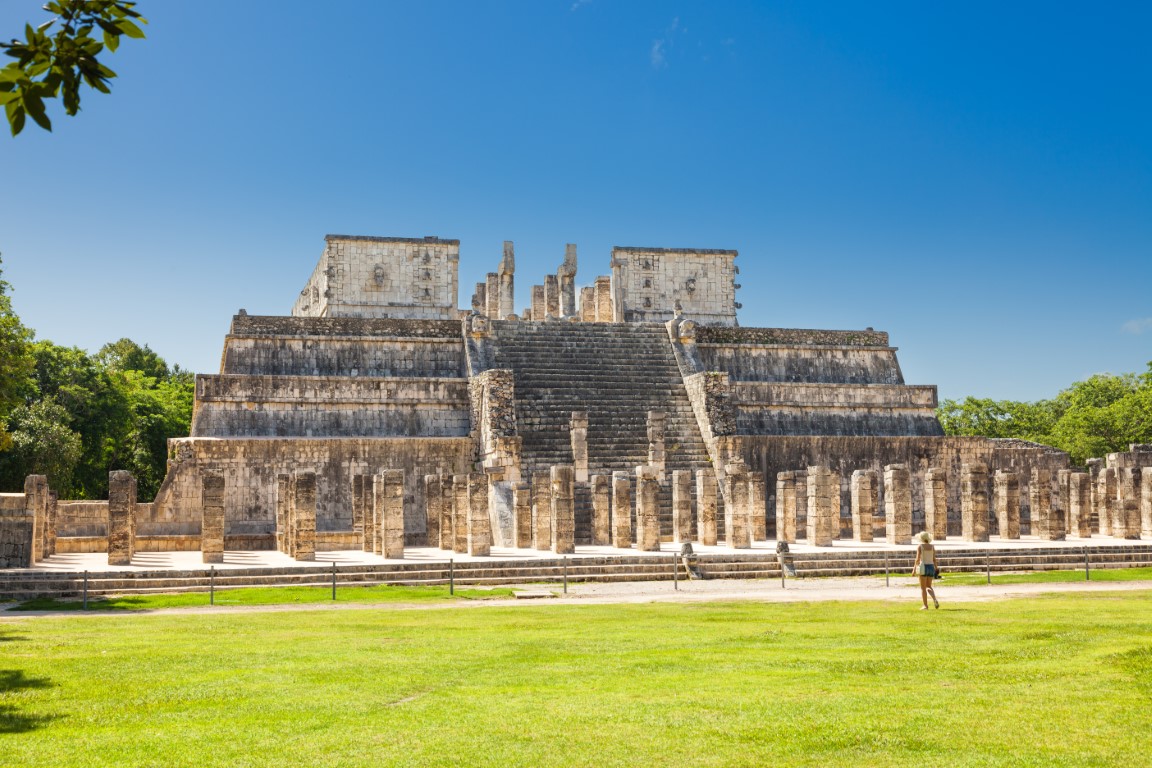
[635,466,661,552]
[672,470,693,543]
[591,474,611,546]
[107,470,137,566]
[201,471,225,564]
[1069,472,1092,538]
[293,471,317,561]
[467,472,491,556]
[883,464,911,545]
[550,465,575,555]
[1031,468,1063,541]
[723,462,751,549]
[923,468,948,540]
[380,470,406,558]
[850,470,876,543]
[452,474,469,555]
[960,463,989,543]
[807,466,838,547]
[775,471,798,544]
[532,472,551,551]
[513,482,533,548]
[423,474,442,549]
[993,470,1020,540]
[612,471,633,549]
[696,469,718,546]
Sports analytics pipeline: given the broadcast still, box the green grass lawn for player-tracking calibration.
[940,565,1152,586]
[2,592,1151,767]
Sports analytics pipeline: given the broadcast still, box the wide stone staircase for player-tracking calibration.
[487,321,713,540]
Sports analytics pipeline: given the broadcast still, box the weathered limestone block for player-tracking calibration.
[352,474,369,549]
[201,471,225,564]
[513,482,533,548]
[591,474,611,546]
[558,244,578,317]
[883,464,912,545]
[1056,469,1072,539]
[532,472,551,551]
[485,272,500,318]
[498,241,515,320]
[696,468,718,545]
[1069,472,1092,538]
[1116,467,1142,540]
[960,463,989,542]
[594,275,613,322]
[723,461,751,549]
[993,470,1020,540]
[0,496,34,568]
[472,282,486,314]
[379,470,406,558]
[423,475,442,549]
[612,471,633,549]
[1142,469,1152,539]
[451,474,469,554]
[45,490,57,557]
[749,472,767,541]
[550,465,575,555]
[923,468,948,540]
[439,472,454,550]
[850,469,877,543]
[807,465,838,547]
[1086,458,1103,533]
[467,472,491,556]
[775,471,798,544]
[1098,467,1116,536]
[530,285,545,321]
[293,471,317,561]
[276,473,291,553]
[544,274,560,317]
[1031,469,1063,540]
[647,411,667,479]
[24,475,48,564]
[570,412,589,483]
[580,286,596,322]
[485,466,512,548]
[107,470,137,566]
[635,465,662,551]
[672,470,693,543]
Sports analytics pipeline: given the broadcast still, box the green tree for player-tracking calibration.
[1,0,146,136]
[1,398,83,491]
[0,256,35,451]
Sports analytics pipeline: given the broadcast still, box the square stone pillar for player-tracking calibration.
[377,470,406,559]
[452,474,469,554]
[570,412,589,483]
[1098,468,1115,536]
[23,475,48,565]
[424,475,442,549]
[807,466,838,547]
[1056,469,1072,537]
[550,465,576,555]
[293,471,317,561]
[850,469,877,543]
[45,490,57,557]
[499,242,516,319]
[775,471,797,544]
[107,470,137,566]
[672,470,693,543]
[466,472,491,556]
[591,474,611,545]
[275,473,291,553]
[594,276,613,322]
[580,286,596,322]
[923,468,948,540]
[1142,468,1152,539]
[0,497,34,568]
[960,463,989,542]
[1069,472,1092,538]
[544,274,560,317]
[635,465,662,551]
[1116,467,1142,540]
[531,472,552,551]
[530,285,545,321]
[612,471,633,549]
[883,464,912,545]
[438,473,454,550]
[472,282,486,314]
[647,411,666,480]
[749,472,767,541]
[696,468,718,546]
[559,244,578,317]
[485,272,500,318]
[285,475,298,557]
[1031,468,1063,540]
[993,470,1020,540]
[201,471,225,564]
[723,462,751,549]
[513,482,533,548]
[351,474,368,550]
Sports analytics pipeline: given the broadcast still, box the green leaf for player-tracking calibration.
[116,19,146,39]
[103,29,119,52]
[6,102,25,136]
[22,92,51,131]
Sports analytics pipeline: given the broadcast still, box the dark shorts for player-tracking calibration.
[922,564,936,578]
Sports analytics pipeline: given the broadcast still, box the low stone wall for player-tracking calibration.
[696,327,889,347]
[230,315,461,338]
[697,343,905,385]
[221,336,466,378]
[56,501,109,537]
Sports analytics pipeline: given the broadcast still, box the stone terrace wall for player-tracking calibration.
[697,343,905,385]
[696,327,890,347]
[56,501,109,537]
[732,382,942,437]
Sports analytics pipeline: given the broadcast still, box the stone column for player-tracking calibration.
[723,462,751,549]
[749,472,767,541]
[472,282,486,315]
[775,471,797,544]
[850,469,877,543]
[883,464,912,545]
[24,474,47,564]
[923,468,948,540]
[550,465,575,555]
[498,241,515,319]
[107,470,137,566]
[45,490,57,557]
[696,468,718,546]
[580,286,596,322]
[1142,468,1152,539]
[794,470,809,538]
[544,274,560,317]
[377,470,405,559]
[485,272,500,318]
[635,465,662,551]
[594,275,613,322]
[293,471,316,561]
[1031,468,1063,540]
[1085,457,1102,533]
[532,472,551,551]
[960,463,989,542]
[612,471,633,548]
[1069,472,1092,538]
[570,412,589,483]
[201,471,225,564]
[1098,468,1115,536]
[807,466,838,547]
[1116,467,1142,540]
[530,285,545,321]
[647,411,666,480]
[276,473,291,553]
[351,474,369,550]
[285,475,298,557]
[559,244,578,317]
[513,482,533,548]
[1056,469,1072,538]
[424,475,442,549]
[452,474,469,554]
[591,474,611,545]
[993,470,1020,540]
[672,470,693,543]
[467,472,491,556]
[439,473,454,550]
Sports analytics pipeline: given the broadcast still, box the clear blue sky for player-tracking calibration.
[1,1,1149,402]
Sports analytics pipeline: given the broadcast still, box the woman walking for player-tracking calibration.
[913,530,939,610]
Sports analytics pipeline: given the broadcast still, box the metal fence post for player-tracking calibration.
[331,561,337,601]
[83,570,88,610]
[1085,546,1090,581]
[449,558,454,595]
[210,565,215,605]
[563,556,568,594]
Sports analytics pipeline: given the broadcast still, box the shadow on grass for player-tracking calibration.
[0,669,58,734]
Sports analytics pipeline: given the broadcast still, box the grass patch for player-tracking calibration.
[10,584,517,612]
[1,592,1150,766]
[940,565,1152,586]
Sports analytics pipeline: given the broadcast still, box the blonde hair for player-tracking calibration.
[918,531,933,543]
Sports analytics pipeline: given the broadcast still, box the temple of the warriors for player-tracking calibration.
[4,233,1152,570]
